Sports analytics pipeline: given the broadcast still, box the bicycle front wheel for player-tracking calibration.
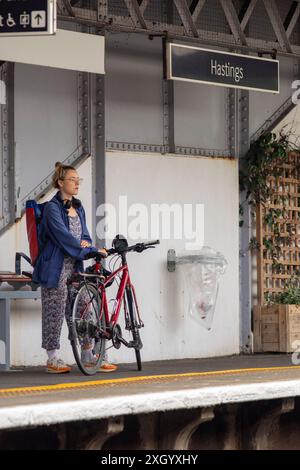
[70,283,106,376]
[126,286,142,371]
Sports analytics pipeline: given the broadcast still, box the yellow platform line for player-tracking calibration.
[1,365,300,397]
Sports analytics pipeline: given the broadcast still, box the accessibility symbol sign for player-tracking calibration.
[0,0,56,36]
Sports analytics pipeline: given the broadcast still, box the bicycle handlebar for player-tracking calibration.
[143,240,160,247]
[86,239,160,260]
[108,239,160,255]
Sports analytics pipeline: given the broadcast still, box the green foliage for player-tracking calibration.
[267,276,300,305]
[239,131,290,208]
[239,131,300,302]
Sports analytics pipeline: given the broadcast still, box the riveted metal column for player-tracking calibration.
[98,0,108,20]
[78,71,90,156]
[228,73,252,354]
[0,63,14,235]
[162,42,174,155]
[238,89,251,353]
[89,31,105,249]
[228,88,238,157]
[162,0,175,154]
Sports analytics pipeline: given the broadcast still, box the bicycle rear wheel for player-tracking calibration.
[126,286,142,371]
[70,283,105,376]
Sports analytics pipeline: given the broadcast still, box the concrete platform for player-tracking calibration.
[0,354,300,431]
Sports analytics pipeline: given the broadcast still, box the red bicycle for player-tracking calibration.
[67,235,160,375]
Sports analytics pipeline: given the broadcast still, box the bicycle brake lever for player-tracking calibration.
[137,246,155,252]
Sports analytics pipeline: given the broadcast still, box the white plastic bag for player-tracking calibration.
[178,247,227,330]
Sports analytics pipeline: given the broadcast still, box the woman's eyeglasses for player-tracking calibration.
[61,177,83,185]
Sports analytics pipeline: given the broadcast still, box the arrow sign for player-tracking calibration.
[35,14,42,25]
[31,11,46,29]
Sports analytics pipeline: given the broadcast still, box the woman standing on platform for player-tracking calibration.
[33,162,117,374]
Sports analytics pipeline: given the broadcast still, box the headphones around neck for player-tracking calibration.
[58,191,82,210]
[64,199,73,210]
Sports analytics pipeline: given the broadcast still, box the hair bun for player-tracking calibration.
[55,161,62,169]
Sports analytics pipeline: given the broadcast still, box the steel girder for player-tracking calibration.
[57,0,300,58]
[0,63,14,234]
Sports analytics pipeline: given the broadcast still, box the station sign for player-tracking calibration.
[0,0,56,36]
[167,43,279,94]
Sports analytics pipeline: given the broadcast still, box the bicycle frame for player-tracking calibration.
[70,238,159,374]
[94,259,142,338]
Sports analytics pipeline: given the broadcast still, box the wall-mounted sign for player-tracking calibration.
[0,0,56,36]
[0,29,105,74]
[167,43,279,94]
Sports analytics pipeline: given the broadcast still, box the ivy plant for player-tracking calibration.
[239,131,300,302]
[268,276,300,305]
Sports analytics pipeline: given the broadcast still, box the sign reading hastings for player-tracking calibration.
[167,43,279,94]
[0,0,56,36]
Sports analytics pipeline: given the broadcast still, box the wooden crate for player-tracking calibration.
[253,304,300,353]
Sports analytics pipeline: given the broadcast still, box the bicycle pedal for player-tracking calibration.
[112,324,122,349]
[128,340,143,350]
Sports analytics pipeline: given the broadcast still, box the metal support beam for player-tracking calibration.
[250,58,300,143]
[263,0,292,53]
[61,6,300,59]
[0,63,14,235]
[105,142,165,153]
[123,0,147,29]
[105,141,230,157]
[238,88,251,354]
[219,0,247,46]
[78,71,90,155]
[162,1,175,154]
[250,97,298,144]
[62,0,75,16]
[56,0,64,15]
[228,89,237,157]
[286,3,300,39]
[226,44,251,353]
[173,0,199,37]
[98,0,108,20]
[89,27,106,249]
[140,0,150,16]
[163,76,175,154]
[240,0,258,32]
[191,0,206,23]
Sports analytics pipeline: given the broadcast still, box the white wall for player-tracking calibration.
[14,63,78,201]
[1,152,239,366]
[105,151,240,364]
